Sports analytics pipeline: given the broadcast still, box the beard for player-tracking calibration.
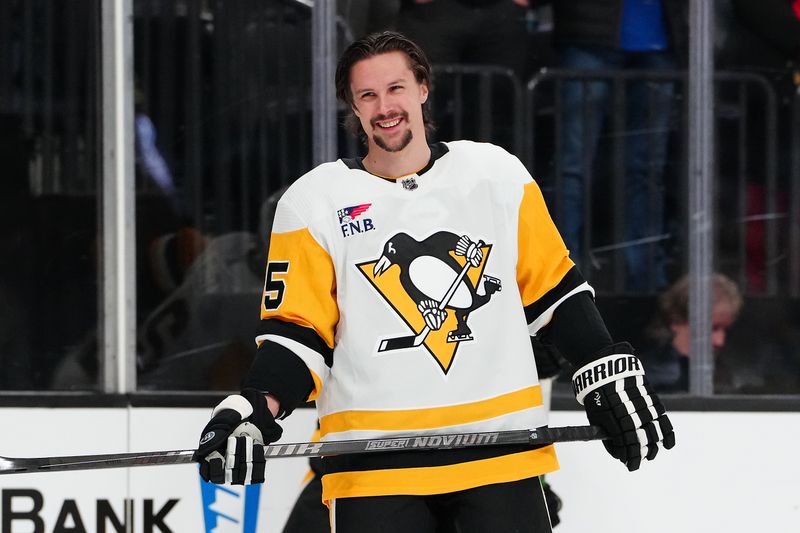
[370,111,413,153]
[373,129,413,153]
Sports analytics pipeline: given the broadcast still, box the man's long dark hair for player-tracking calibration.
[335,31,435,144]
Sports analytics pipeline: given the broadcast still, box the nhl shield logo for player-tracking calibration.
[400,176,418,191]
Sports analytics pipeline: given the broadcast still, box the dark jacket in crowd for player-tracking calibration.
[640,342,688,393]
[537,0,689,60]
[731,0,800,61]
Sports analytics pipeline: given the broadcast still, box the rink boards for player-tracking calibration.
[0,408,797,533]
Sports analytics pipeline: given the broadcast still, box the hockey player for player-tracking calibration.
[194,31,675,532]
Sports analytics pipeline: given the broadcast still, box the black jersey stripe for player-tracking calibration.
[259,318,334,368]
[523,265,587,326]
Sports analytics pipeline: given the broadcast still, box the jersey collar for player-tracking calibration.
[341,142,449,182]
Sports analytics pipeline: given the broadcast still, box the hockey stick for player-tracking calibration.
[0,425,605,475]
[379,240,484,352]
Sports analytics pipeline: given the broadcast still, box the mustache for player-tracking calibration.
[371,112,408,128]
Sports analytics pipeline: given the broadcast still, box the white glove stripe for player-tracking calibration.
[212,394,254,419]
[653,421,664,442]
[634,382,649,399]
[618,390,630,405]
[225,436,237,464]
[225,436,237,484]
[630,411,642,429]
[647,404,660,420]
[244,436,254,484]
[636,428,649,445]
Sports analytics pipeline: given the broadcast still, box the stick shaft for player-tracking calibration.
[0,425,605,475]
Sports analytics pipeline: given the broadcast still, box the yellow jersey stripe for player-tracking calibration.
[263,228,339,349]
[321,446,558,501]
[516,180,574,307]
[308,368,323,402]
[319,385,542,438]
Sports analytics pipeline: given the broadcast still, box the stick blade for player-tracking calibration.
[0,450,196,475]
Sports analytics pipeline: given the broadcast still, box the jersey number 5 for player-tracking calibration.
[263,261,289,311]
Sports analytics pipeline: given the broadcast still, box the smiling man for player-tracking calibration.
[193,31,676,533]
[340,41,433,174]
[351,50,422,155]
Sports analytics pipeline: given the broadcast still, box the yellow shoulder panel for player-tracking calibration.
[516,180,574,307]
[261,228,339,349]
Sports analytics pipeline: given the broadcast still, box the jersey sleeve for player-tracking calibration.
[516,178,594,335]
[245,192,338,411]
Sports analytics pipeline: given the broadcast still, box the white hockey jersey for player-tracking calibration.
[257,141,592,501]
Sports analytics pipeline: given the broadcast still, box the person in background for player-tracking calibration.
[396,0,531,151]
[641,273,743,393]
[715,0,800,293]
[536,0,688,292]
[193,31,674,532]
[396,0,530,78]
[338,0,401,40]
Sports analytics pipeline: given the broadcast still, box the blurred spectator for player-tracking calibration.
[729,0,800,63]
[136,111,183,217]
[338,0,400,39]
[715,0,800,292]
[50,230,264,390]
[50,186,295,391]
[397,0,529,78]
[721,296,800,394]
[540,0,687,292]
[640,273,742,393]
[396,0,531,151]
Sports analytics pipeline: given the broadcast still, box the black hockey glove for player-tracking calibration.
[193,388,283,484]
[572,342,675,471]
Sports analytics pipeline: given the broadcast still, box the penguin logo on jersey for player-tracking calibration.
[356,231,502,374]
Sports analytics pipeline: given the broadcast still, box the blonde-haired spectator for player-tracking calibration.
[641,273,743,392]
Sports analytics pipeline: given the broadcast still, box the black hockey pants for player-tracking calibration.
[329,476,553,533]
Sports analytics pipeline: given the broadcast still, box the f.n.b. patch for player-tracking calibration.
[338,203,376,238]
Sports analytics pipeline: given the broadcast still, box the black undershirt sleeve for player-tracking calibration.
[242,340,315,418]
[242,318,332,418]
[538,291,614,369]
